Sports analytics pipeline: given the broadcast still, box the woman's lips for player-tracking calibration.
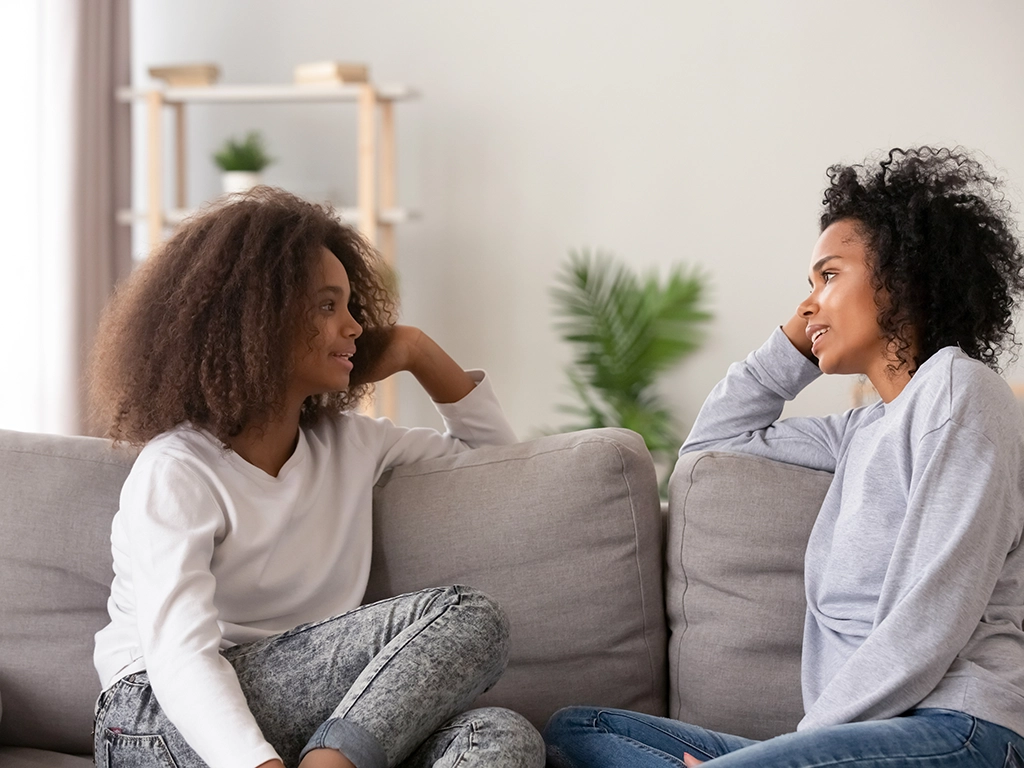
[808,325,829,355]
[331,351,354,370]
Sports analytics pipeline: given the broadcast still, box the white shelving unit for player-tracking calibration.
[116,81,420,419]
[116,82,418,257]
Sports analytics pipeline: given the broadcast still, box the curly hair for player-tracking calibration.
[89,187,398,445]
[820,146,1024,374]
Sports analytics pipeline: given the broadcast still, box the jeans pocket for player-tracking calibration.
[1006,743,1024,768]
[102,729,179,768]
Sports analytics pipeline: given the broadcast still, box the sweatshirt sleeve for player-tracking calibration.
[798,417,1024,729]
[680,327,854,472]
[371,369,517,474]
[121,456,281,768]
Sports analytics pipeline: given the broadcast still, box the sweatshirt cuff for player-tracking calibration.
[434,370,517,446]
[752,327,823,400]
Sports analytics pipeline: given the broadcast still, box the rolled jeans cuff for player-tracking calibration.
[300,717,387,768]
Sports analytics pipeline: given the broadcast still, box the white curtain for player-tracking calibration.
[19,0,132,435]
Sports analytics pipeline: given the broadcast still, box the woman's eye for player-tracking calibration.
[320,301,335,312]
[822,271,836,284]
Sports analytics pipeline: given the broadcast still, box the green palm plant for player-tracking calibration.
[551,249,711,484]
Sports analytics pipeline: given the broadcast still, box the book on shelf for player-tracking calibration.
[148,63,220,87]
[294,61,369,85]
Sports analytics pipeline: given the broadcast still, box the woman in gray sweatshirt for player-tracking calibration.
[544,147,1024,768]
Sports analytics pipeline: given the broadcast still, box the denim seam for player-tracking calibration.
[94,678,126,728]
[596,709,716,762]
[757,722,980,768]
[302,717,387,768]
[121,672,150,688]
[102,731,179,768]
[963,714,979,751]
[604,733,688,767]
[226,587,449,660]
[333,587,464,720]
[450,716,479,768]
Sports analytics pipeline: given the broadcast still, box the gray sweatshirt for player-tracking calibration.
[681,328,1024,738]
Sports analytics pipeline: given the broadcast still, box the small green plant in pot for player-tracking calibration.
[551,248,711,492]
[213,131,274,194]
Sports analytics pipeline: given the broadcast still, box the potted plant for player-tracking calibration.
[550,248,711,492]
[213,131,274,194]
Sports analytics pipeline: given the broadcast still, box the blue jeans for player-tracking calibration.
[94,586,544,768]
[544,706,1024,768]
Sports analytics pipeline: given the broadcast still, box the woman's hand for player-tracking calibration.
[353,325,421,384]
[782,312,817,363]
[683,753,705,767]
[352,325,475,404]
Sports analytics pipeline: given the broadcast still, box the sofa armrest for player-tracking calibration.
[665,450,832,739]
[366,428,668,730]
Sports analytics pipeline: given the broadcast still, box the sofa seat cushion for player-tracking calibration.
[365,428,668,729]
[0,747,93,768]
[666,450,831,740]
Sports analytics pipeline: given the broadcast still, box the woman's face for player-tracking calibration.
[289,246,363,401]
[799,219,896,384]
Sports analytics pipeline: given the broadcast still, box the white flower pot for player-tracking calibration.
[221,171,262,195]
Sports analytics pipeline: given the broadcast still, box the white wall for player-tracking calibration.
[131,0,1024,437]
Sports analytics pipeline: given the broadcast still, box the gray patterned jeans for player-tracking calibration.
[93,586,544,768]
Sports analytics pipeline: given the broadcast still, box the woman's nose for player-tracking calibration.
[343,312,362,339]
[797,294,816,318]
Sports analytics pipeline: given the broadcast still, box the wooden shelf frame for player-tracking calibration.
[115,82,419,263]
[117,81,420,420]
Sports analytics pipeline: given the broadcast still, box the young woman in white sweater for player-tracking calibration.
[545,147,1024,768]
[89,188,544,768]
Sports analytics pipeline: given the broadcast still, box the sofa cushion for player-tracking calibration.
[666,450,831,740]
[0,430,136,753]
[0,747,93,768]
[365,428,668,729]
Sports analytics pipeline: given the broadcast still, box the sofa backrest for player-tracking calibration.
[0,427,666,753]
[366,427,667,729]
[0,430,136,753]
[666,450,832,740]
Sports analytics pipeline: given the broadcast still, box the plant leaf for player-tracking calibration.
[550,247,711,470]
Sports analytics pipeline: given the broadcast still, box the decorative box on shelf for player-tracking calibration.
[147,63,220,87]
[294,61,369,85]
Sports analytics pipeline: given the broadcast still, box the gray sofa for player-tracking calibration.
[0,426,831,766]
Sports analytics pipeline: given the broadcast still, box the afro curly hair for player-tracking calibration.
[820,146,1024,374]
[89,187,398,446]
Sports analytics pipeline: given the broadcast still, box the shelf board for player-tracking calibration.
[116,208,193,226]
[338,207,418,225]
[116,83,418,104]
[117,207,418,227]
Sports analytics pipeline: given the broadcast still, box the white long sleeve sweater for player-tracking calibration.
[93,371,516,768]
[681,329,1024,738]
